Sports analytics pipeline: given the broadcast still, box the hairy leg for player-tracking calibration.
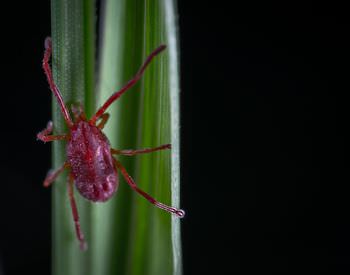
[114,159,185,218]
[37,121,69,142]
[90,45,167,124]
[67,174,87,251]
[43,162,70,187]
[42,37,73,127]
[111,144,171,156]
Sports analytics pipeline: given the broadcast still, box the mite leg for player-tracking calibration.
[111,144,171,156]
[37,121,69,142]
[43,37,73,128]
[43,162,70,187]
[90,45,167,124]
[67,174,87,251]
[96,113,110,129]
[114,159,185,218]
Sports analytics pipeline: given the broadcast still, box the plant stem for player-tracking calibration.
[51,0,95,275]
[50,0,182,274]
[95,1,183,274]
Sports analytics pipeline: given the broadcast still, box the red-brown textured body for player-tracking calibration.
[67,121,118,202]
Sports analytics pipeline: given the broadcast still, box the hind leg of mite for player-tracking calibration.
[68,174,87,251]
[114,159,185,218]
[43,162,70,187]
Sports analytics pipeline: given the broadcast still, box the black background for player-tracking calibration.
[0,1,349,274]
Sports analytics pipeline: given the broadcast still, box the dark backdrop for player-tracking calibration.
[0,1,349,274]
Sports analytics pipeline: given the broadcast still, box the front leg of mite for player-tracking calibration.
[37,121,69,143]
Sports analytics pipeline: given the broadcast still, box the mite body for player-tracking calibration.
[67,120,118,202]
[38,37,184,250]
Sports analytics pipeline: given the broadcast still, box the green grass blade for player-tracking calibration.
[50,0,95,275]
[92,0,145,274]
[164,1,183,274]
[50,0,182,274]
[95,0,182,275]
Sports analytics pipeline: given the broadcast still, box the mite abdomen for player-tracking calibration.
[67,121,118,202]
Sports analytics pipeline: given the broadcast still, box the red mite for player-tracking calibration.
[38,37,185,250]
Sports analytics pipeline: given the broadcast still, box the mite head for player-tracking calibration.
[71,103,86,122]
